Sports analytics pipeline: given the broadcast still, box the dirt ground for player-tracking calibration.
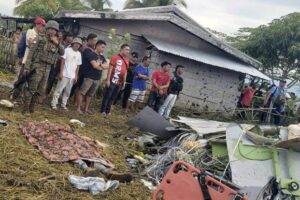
[0,70,152,200]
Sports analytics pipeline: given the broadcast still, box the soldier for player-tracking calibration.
[22,20,64,114]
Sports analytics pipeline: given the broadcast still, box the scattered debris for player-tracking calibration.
[127,106,180,139]
[131,115,300,199]
[0,119,7,126]
[69,119,86,128]
[137,134,156,148]
[172,116,252,137]
[245,128,278,145]
[145,132,214,185]
[287,123,300,140]
[126,158,139,168]
[0,81,14,89]
[153,161,249,200]
[140,179,155,191]
[95,140,109,149]
[134,155,149,164]
[0,99,14,108]
[226,123,300,198]
[276,137,300,152]
[68,175,119,195]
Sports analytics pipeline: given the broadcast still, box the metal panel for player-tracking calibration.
[126,106,179,139]
[226,124,300,188]
[144,35,270,80]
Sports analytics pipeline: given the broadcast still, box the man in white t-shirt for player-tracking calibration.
[51,38,82,110]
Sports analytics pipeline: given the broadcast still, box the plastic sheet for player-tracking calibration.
[68,175,119,195]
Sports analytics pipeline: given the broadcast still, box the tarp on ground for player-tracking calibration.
[20,120,114,168]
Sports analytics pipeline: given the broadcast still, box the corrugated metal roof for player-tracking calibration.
[144,36,270,80]
[55,6,262,68]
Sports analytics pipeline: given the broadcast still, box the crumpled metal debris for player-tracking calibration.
[138,135,156,148]
[127,106,180,139]
[145,133,213,185]
[172,116,252,137]
[68,175,119,195]
[126,158,139,168]
[0,119,7,126]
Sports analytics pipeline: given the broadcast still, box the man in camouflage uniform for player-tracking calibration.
[23,20,64,114]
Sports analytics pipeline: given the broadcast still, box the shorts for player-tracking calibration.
[129,89,146,103]
[80,78,99,97]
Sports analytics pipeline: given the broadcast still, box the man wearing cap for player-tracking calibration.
[11,18,46,100]
[22,18,46,65]
[263,80,287,125]
[22,20,64,114]
[51,38,82,110]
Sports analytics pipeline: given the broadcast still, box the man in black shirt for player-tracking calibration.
[77,39,109,114]
[159,65,184,119]
[114,52,139,108]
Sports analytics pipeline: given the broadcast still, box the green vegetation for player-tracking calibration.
[14,0,112,18]
[107,28,131,58]
[124,0,187,9]
[227,13,300,83]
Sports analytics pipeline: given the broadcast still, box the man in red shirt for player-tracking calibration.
[239,83,257,119]
[100,44,130,116]
[147,61,172,112]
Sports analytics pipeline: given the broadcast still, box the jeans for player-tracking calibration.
[272,104,282,125]
[147,91,165,112]
[159,94,177,118]
[101,83,121,114]
[51,77,73,107]
[114,83,132,108]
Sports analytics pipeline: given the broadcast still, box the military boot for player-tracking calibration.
[29,94,38,113]
[22,98,30,115]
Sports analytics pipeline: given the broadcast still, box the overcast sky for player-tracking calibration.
[1,0,300,34]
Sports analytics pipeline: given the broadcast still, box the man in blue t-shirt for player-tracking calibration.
[262,80,287,125]
[127,56,150,112]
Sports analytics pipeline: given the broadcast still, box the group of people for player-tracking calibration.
[13,18,185,119]
[238,79,292,125]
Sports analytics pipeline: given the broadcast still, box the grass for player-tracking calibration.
[0,70,151,200]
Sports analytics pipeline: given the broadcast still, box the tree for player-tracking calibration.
[14,0,111,18]
[107,28,131,57]
[85,0,112,11]
[206,28,229,43]
[123,0,187,9]
[227,13,300,84]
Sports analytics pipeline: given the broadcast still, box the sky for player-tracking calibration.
[1,0,300,34]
